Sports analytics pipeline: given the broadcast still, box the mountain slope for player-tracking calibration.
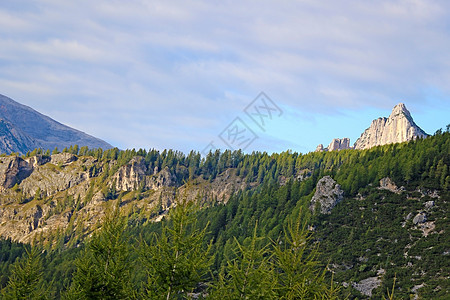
[0,94,112,154]
[0,129,448,298]
[0,119,38,154]
[354,103,428,150]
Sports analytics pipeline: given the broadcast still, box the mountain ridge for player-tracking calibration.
[0,94,112,154]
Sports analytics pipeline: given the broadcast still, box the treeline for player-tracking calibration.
[11,127,450,195]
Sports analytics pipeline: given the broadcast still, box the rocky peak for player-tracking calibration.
[353,103,428,150]
[315,138,352,152]
[315,144,324,152]
[390,103,411,119]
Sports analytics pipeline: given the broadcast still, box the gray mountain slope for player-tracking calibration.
[0,94,112,154]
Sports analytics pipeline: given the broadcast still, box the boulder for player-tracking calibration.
[310,176,344,214]
[413,213,427,225]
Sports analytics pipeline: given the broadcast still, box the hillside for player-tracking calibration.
[0,130,448,298]
[0,94,112,154]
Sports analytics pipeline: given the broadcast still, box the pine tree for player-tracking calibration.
[271,217,333,299]
[209,225,276,299]
[140,195,212,299]
[1,247,51,300]
[64,208,134,300]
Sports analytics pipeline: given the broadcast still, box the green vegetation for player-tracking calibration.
[0,127,448,299]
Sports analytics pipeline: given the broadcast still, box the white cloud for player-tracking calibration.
[0,0,449,152]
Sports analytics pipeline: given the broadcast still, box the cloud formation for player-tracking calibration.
[0,0,449,152]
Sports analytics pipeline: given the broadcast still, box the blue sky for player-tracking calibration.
[1,0,449,154]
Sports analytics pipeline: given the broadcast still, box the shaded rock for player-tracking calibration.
[315,144,324,152]
[25,155,50,167]
[352,276,381,297]
[0,156,33,190]
[310,176,344,214]
[51,153,78,165]
[379,177,399,193]
[0,118,39,155]
[0,93,112,155]
[413,213,427,225]
[425,201,434,209]
[147,167,177,190]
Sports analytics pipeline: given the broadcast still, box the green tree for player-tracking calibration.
[140,196,212,299]
[272,217,335,299]
[1,247,51,300]
[209,225,276,299]
[64,208,134,300]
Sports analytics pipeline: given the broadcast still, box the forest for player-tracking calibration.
[0,128,449,299]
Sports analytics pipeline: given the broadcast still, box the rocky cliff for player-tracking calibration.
[0,153,248,244]
[0,94,112,154]
[353,103,428,150]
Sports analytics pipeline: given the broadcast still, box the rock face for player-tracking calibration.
[111,157,177,192]
[112,156,148,191]
[0,94,112,155]
[315,138,352,152]
[310,176,344,214]
[327,138,352,151]
[315,144,324,152]
[0,156,33,190]
[354,103,428,150]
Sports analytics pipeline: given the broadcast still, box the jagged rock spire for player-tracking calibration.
[353,103,428,150]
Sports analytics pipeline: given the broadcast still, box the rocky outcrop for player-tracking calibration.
[327,138,352,151]
[0,156,33,190]
[354,103,428,150]
[413,213,427,225]
[315,138,352,152]
[379,177,399,193]
[112,156,148,191]
[111,157,177,192]
[310,176,344,214]
[50,153,78,165]
[352,276,382,297]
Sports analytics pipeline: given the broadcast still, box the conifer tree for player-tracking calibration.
[209,226,276,299]
[64,207,134,300]
[140,195,212,299]
[271,217,336,299]
[1,246,50,300]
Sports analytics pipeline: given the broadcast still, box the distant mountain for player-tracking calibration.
[0,94,112,154]
[316,103,428,152]
[354,103,428,150]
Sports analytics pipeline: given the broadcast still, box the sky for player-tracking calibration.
[1,0,449,154]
